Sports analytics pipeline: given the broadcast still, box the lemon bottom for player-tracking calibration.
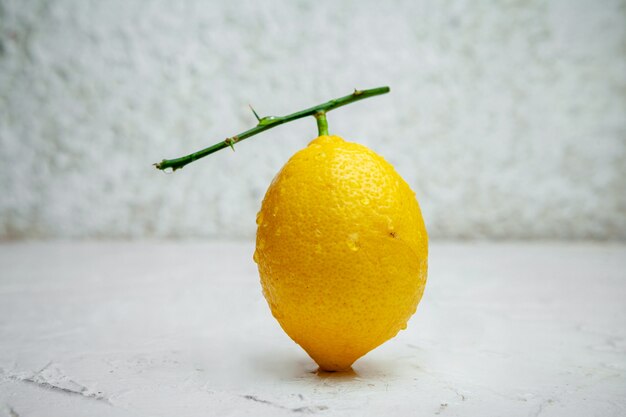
[254,135,428,371]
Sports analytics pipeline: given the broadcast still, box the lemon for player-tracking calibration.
[254,135,428,371]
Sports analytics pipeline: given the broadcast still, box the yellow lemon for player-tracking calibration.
[254,135,428,371]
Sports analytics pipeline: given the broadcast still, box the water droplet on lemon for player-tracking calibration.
[346,233,360,251]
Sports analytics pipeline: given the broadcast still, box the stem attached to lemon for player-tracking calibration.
[314,111,329,136]
[153,86,390,171]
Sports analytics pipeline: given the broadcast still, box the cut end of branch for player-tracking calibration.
[153,160,180,172]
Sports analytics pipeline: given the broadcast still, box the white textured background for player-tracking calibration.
[1,0,625,240]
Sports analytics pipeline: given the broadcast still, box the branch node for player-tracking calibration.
[258,116,278,126]
[225,136,240,151]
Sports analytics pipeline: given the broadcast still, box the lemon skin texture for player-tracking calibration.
[254,135,428,371]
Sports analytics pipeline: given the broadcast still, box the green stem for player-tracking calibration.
[154,86,390,171]
[315,111,329,136]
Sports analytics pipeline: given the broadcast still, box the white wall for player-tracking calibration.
[1,0,625,240]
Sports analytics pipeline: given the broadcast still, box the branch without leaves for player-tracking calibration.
[153,86,390,171]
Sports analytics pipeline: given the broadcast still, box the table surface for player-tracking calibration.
[0,241,624,417]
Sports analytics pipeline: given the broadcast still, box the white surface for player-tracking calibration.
[1,0,626,240]
[0,241,625,417]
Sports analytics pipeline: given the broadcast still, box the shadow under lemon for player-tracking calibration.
[248,348,412,383]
